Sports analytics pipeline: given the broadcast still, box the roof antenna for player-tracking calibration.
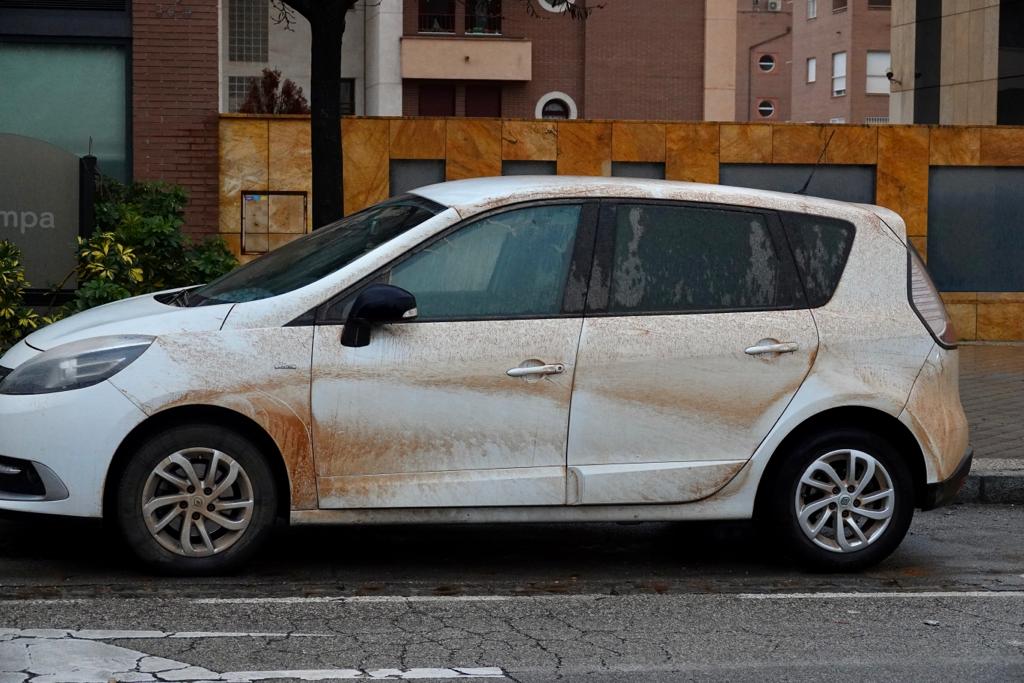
[795,129,836,195]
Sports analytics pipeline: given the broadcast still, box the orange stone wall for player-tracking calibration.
[219,114,1024,341]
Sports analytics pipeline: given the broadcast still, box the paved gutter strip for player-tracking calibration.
[956,459,1024,504]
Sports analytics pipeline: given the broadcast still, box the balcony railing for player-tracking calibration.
[419,12,455,33]
[465,13,501,35]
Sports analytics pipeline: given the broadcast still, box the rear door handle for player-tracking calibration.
[745,341,799,355]
[507,363,566,377]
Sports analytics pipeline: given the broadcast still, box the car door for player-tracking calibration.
[311,201,597,509]
[566,200,818,505]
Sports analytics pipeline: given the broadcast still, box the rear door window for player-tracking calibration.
[781,212,855,308]
[601,203,801,314]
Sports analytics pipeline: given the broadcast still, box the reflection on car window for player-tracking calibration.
[193,196,442,304]
[387,204,581,320]
[608,204,789,314]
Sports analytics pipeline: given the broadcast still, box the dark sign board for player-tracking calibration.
[0,133,80,289]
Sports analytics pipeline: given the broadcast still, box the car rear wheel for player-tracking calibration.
[767,428,914,572]
[115,424,277,575]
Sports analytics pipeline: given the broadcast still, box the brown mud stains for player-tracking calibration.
[149,384,319,511]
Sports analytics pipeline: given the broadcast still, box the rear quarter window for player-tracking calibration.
[782,213,855,308]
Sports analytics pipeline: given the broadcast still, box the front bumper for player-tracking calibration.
[921,447,973,511]
[0,380,147,517]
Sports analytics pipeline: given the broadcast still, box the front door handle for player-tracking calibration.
[507,363,566,377]
[745,341,799,355]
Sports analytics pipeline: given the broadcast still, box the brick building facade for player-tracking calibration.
[402,0,713,121]
[133,0,220,234]
[735,1,793,121]
[736,0,892,124]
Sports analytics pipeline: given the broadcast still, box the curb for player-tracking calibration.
[954,459,1024,504]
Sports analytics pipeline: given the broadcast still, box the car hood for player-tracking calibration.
[0,291,234,368]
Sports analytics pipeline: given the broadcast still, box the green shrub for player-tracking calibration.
[64,179,239,311]
[0,242,46,353]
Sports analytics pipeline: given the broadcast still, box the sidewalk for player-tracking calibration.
[955,343,1024,503]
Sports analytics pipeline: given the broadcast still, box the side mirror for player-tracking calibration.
[340,284,418,348]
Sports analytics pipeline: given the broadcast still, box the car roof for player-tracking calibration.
[410,176,885,224]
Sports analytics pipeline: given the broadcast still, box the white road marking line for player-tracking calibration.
[194,595,528,605]
[0,628,329,640]
[216,668,504,680]
[737,590,1024,599]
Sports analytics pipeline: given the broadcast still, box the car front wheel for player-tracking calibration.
[115,424,278,575]
[768,428,914,572]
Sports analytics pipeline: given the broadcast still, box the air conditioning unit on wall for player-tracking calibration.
[767,0,782,10]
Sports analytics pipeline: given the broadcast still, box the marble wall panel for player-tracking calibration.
[612,122,667,162]
[720,124,771,163]
[877,126,929,236]
[343,118,390,215]
[220,118,269,233]
[446,119,502,180]
[502,120,557,161]
[665,123,719,183]
[557,121,612,176]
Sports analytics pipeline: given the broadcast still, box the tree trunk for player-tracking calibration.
[308,4,347,228]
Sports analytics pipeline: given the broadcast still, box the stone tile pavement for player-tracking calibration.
[959,343,1024,462]
[956,343,1024,503]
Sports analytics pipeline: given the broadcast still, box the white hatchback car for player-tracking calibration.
[0,177,970,574]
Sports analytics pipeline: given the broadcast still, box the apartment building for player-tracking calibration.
[736,0,793,122]
[736,0,892,123]
[219,0,406,116]
[401,0,734,121]
[889,0,1024,125]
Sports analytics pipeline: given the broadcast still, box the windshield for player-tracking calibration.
[191,195,444,305]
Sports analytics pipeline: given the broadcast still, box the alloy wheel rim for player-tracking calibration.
[794,448,895,554]
[141,447,255,558]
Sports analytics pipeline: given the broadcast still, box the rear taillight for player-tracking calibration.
[908,246,957,348]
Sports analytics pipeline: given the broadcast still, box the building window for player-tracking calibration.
[228,75,257,112]
[535,91,578,119]
[867,0,891,7]
[542,100,569,119]
[757,100,776,118]
[758,54,776,72]
[998,0,1024,124]
[832,52,847,96]
[418,83,456,116]
[808,0,817,19]
[807,57,817,83]
[866,51,891,94]
[829,117,846,123]
[466,0,501,34]
[466,84,502,117]
[0,43,129,181]
[537,0,571,13]
[419,0,455,33]
[833,0,847,11]
[228,0,269,62]
[339,79,355,115]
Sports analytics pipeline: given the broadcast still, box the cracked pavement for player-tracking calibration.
[1,505,1023,681]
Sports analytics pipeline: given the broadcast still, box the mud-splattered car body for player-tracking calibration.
[0,177,970,570]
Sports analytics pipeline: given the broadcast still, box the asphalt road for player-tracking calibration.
[1,504,1022,681]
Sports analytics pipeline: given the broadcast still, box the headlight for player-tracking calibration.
[0,335,155,395]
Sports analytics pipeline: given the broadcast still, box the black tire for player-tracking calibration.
[115,423,278,575]
[764,427,914,572]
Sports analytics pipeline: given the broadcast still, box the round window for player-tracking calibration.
[758,54,776,72]
[757,100,775,118]
[537,0,574,13]
[541,99,571,120]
